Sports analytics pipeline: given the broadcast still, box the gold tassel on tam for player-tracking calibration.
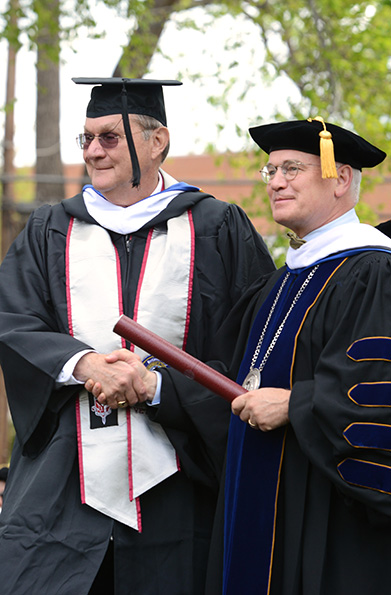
[307,116,338,179]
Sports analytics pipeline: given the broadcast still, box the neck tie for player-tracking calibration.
[287,231,306,249]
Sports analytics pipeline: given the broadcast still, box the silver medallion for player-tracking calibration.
[242,368,261,391]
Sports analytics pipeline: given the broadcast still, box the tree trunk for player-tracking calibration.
[113,0,180,77]
[0,0,21,465]
[1,0,19,260]
[35,0,64,204]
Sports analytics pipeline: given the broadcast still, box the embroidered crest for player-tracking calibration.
[142,354,170,371]
[89,394,117,428]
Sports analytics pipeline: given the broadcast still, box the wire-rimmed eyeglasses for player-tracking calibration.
[259,160,321,184]
[76,132,127,150]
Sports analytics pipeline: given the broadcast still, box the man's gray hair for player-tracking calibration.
[336,162,362,205]
[350,168,362,205]
[132,114,170,163]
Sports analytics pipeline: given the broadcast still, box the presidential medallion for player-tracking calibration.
[242,368,261,391]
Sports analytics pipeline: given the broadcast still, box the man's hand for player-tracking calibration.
[74,350,157,408]
[231,387,291,431]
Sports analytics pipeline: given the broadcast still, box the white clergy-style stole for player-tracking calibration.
[66,213,195,531]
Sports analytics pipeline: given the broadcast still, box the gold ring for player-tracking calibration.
[117,400,127,408]
[248,419,257,429]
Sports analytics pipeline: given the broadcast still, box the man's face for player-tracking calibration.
[82,114,155,204]
[266,150,340,237]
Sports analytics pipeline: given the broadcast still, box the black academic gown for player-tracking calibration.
[0,190,275,595]
[204,248,391,595]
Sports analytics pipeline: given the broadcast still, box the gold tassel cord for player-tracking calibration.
[307,117,338,179]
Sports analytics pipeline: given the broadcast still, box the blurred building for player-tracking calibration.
[64,154,391,235]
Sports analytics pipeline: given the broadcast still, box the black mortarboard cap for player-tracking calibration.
[73,77,182,187]
[249,117,386,175]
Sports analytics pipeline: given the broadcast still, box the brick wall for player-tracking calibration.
[63,154,391,235]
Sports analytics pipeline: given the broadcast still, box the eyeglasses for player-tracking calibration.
[76,132,127,150]
[259,160,321,184]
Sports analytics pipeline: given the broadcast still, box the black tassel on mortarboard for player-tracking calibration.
[121,85,141,188]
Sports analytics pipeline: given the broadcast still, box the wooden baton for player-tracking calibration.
[113,315,246,403]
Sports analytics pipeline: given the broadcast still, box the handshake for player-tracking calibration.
[74,348,157,410]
